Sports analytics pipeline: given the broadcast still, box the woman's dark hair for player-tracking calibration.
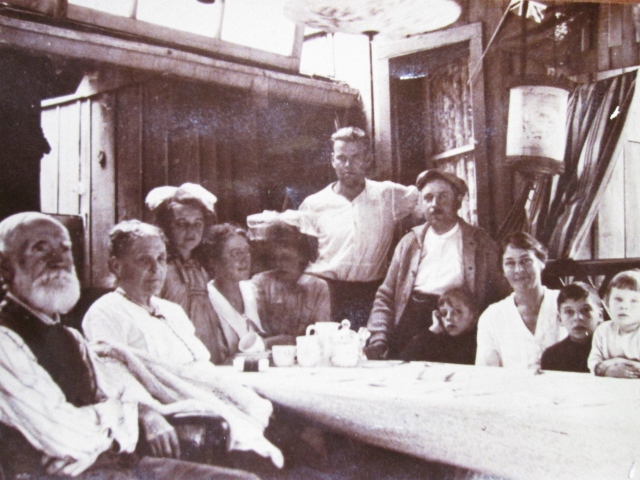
[109,220,166,259]
[153,198,216,254]
[199,223,249,266]
[501,231,548,264]
[265,221,319,268]
[437,287,478,316]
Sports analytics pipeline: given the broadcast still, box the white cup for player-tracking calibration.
[272,345,296,367]
[238,331,266,354]
[296,335,321,367]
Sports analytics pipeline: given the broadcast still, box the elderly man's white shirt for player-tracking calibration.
[83,291,211,365]
[476,288,566,368]
[299,179,418,282]
[0,316,138,471]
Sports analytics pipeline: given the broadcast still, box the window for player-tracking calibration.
[67,0,303,70]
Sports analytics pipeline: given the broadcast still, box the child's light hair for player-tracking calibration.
[430,287,478,335]
[437,287,478,314]
[606,269,640,303]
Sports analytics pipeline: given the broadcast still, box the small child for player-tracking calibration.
[588,270,640,378]
[399,287,477,364]
[541,282,603,373]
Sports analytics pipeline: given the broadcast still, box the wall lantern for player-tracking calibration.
[506,79,569,175]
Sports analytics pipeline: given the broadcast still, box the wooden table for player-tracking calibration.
[220,361,640,480]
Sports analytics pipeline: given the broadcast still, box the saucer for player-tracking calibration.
[235,351,271,360]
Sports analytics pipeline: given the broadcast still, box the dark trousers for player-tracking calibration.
[324,278,383,330]
[4,452,258,480]
[388,291,440,359]
[0,422,257,480]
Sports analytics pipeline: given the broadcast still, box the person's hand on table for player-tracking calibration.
[595,358,640,378]
[363,342,387,360]
[139,405,181,458]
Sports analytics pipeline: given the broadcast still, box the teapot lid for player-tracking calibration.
[334,319,357,342]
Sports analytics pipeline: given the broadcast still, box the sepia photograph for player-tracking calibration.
[0,0,638,479]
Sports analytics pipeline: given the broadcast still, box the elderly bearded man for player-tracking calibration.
[0,212,257,480]
[365,170,509,359]
[299,127,418,329]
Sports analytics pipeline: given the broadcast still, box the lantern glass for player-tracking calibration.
[506,84,569,175]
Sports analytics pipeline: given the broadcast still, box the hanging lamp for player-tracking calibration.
[505,0,569,176]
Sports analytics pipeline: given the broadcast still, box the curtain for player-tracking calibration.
[528,71,637,259]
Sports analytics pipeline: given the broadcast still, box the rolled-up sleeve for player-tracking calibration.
[389,183,419,221]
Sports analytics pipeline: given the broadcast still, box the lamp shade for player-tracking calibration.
[506,82,570,175]
[284,0,462,38]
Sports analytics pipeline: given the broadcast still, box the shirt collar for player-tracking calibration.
[427,221,460,239]
[115,287,165,319]
[330,178,369,201]
[5,292,60,325]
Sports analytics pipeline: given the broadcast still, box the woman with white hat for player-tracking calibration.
[145,183,229,364]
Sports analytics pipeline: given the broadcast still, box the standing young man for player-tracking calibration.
[299,127,418,329]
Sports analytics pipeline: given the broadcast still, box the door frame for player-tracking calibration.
[374,22,490,229]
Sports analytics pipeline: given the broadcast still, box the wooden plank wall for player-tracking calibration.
[459,1,639,237]
[42,73,353,287]
[598,3,639,72]
[465,0,512,233]
[41,93,117,287]
[595,99,640,259]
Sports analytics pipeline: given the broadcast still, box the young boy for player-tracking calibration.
[399,287,477,364]
[541,282,603,373]
[588,270,640,378]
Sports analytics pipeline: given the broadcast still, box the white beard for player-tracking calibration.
[15,268,81,315]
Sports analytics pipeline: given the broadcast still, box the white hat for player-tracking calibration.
[145,183,217,213]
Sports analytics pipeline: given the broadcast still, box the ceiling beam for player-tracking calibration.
[0,14,359,108]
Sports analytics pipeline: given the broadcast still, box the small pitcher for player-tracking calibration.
[330,320,361,367]
[296,335,321,367]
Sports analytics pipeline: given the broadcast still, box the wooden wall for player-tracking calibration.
[455,1,640,234]
[594,85,640,259]
[41,92,111,288]
[41,71,360,287]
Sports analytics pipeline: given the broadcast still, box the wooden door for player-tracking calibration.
[375,23,489,228]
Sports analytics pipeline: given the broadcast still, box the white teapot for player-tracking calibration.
[305,321,345,366]
[330,320,370,367]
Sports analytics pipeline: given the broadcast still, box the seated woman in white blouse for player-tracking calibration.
[82,220,283,468]
[83,220,212,372]
[475,231,567,369]
[201,224,265,363]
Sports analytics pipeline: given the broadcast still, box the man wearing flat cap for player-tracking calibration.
[365,169,509,359]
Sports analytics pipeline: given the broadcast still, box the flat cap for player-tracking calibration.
[416,169,468,197]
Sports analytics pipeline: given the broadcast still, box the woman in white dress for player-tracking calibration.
[475,232,566,369]
[202,224,264,362]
